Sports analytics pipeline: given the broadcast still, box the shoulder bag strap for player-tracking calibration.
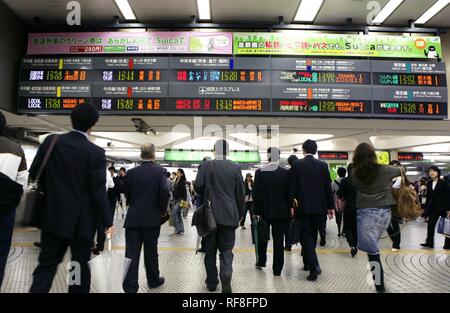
[34,135,60,184]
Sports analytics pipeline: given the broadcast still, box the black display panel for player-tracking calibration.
[17,56,448,119]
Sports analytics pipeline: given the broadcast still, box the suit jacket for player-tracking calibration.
[289,155,334,215]
[253,163,290,220]
[194,159,245,228]
[425,179,450,216]
[29,131,112,240]
[337,176,357,212]
[123,161,170,228]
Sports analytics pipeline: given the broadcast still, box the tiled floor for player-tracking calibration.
[2,214,449,293]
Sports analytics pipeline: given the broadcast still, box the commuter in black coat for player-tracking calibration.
[290,140,335,281]
[421,166,450,249]
[122,143,170,293]
[107,166,119,217]
[253,147,291,276]
[337,163,358,257]
[29,105,114,293]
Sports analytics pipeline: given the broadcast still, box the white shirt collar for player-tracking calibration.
[304,153,315,158]
[72,129,89,139]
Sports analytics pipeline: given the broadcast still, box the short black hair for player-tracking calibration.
[119,167,126,173]
[108,166,116,172]
[214,139,229,157]
[287,154,298,166]
[267,147,280,162]
[0,111,6,135]
[428,166,441,177]
[337,167,347,178]
[390,160,401,166]
[166,172,171,178]
[302,139,318,155]
[70,104,99,132]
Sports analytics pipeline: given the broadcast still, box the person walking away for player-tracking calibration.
[421,166,450,250]
[240,173,254,230]
[386,160,405,252]
[331,167,346,237]
[29,104,114,293]
[289,139,335,282]
[194,140,245,293]
[172,169,188,235]
[122,144,170,293]
[337,163,358,257]
[117,167,127,218]
[0,111,27,290]
[418,178,428,217]
[107,166,119,218]
[284,155,298,252]
[253,147,290,276]
[352,143,401,293]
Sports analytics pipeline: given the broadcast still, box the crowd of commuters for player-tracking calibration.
[0,106,449,294]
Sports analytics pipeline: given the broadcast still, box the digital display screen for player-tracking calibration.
[373,73,446,87]
[276,71,371,85]
[318,152,349,160]
[92,98,165,112]
[174,70,264,82]
[373,101,447,117]
[21,69,90,81]
[398,153,424,161]
[168,98,270,113]
[273,99,371,115]
[17,56,448,119]
[94,69,164,82]
[19,97,89,111]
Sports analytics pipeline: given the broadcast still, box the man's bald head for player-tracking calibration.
[141,143,156,160]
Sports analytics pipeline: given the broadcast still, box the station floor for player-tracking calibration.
[2,213,449,293]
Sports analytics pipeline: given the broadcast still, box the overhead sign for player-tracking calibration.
[233,33,443,59]
[398,152,424,161]
[164,150,260,163]
[28,32,233,55]
[319,152,349,160]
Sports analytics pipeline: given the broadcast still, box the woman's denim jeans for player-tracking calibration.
[357,207,391,255]
[173,202,184,233]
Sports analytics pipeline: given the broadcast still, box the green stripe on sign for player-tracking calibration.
[104,46,127,52]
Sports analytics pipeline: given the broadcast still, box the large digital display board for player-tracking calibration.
[17,56,448,119]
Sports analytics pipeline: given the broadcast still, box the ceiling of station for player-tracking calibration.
[2,0,450,27]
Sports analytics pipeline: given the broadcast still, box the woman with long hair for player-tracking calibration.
[352,143,401,293]
[172,168,188,235]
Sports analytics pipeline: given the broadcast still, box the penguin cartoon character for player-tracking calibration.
[424,46,440,60]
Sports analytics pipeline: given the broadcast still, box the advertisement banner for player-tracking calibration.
[28,32,233,55]
[233,32,442,59]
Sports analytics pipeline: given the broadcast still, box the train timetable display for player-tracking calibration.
[372,61,448,119]
[17,56,448,119]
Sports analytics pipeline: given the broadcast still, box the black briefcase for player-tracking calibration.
[21,135,59,227]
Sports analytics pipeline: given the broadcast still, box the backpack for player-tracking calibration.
[333,180,346,213]
[392,170,422,220]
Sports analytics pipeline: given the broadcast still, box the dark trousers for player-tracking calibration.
[257,219,288,274]
[204,225,235,288]
[30,231,92,293]
[319,215,326,240]
[123,227,161,293]
[386,217,401,249]
[426,212,450,248]
[299,214,323,272]
[335,211,343,235]
[240,202,254,226]
[343,209,358,248]
[108,192,116,217]
[0,209,15,289]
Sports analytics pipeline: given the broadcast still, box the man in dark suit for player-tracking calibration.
[253,147,290,276]
[122,143,170,293]
[29,105,114,293]
[194,140,245,293]
[290,139,334,281]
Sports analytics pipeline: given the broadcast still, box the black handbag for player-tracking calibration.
[21,135,59,227]
[0,172,23,214]
[192,161,217,237]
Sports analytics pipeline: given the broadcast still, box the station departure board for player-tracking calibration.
[18,56,448,119]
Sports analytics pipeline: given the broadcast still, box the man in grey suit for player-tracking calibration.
[194,139,245,293]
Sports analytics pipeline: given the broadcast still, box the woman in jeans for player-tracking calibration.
[172,168,188,235]
[352,143,401,293]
